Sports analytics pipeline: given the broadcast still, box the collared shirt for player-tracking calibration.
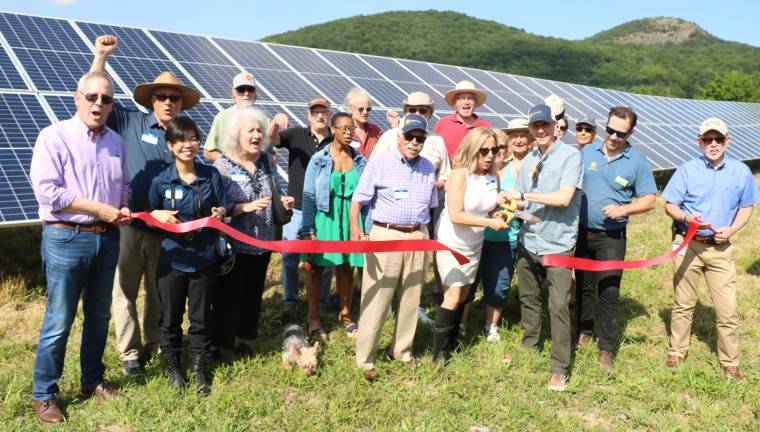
[351,122,383,158]
[203,105,236,154]
[516,140,583,255]
[434,113,492,160]
[580,142,657,230]
[106,105,174,214]
[353,148,438,226]
[31,115,129,223]
[662,155,760,237]
[370,127,451,182]
[148,162,231,273]
[276,126,333,209]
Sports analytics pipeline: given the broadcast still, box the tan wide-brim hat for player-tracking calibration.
[504,117,530,133]
[133,71,201,111]
[444,80,486,108]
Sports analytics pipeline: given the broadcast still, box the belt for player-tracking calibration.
[675,229,719,246]
[584,226,626,239]
[373,221,421,233]
[45,221,114,233]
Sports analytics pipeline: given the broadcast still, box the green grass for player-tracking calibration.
[1,184,759,431]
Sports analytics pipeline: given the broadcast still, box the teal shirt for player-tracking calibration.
[484,161,520,242]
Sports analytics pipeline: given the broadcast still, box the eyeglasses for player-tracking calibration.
[403,132,427,143]
[335,125,356,133]
[700,135,726,144]
[235,86,256,94]
[406,107,430,115]
[575,126,595,133]
[354,107,371,113]
[605,126,628,139]
[309,109,329,117]
[79,92,114,105]
[558,126,568,132]
[153,93,183,103]
[478,147,499,156]
[532,159,544,186]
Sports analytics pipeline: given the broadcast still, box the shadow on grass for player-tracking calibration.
[745,258,760,276]
[659,302,719,357]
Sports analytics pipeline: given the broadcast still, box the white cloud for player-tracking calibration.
[48,0,78,5]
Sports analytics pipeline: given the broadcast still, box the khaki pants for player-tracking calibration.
[670,234,739,367]
[355,225,428,369]
[112,225,162,361]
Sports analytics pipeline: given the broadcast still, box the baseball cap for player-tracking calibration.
[402,91,434,109]
[401,114,428,133]
[699,117,728,136]
[308,97,330,110]
[527,104,553,125]
[575,116,597,130]
[232,72,255,89]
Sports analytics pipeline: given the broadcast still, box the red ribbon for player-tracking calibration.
[131,212,469,265]
[542,219,700,271]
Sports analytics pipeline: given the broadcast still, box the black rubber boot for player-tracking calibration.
[448,303,466,352]
[190,352,211,397]
[161,350,185,389]
[432,306,458,365]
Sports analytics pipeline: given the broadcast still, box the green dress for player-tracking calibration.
[312,168,364,267]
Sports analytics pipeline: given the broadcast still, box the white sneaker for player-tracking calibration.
[417,307,434,325]
[485,325,501,342]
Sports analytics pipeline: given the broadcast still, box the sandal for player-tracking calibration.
[339,315,358,337]
[308,326,328,342]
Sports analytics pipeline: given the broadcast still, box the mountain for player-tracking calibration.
[262,11,760,101]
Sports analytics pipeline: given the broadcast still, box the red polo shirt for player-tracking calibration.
[434,114,492,160]
[352,122,383,158]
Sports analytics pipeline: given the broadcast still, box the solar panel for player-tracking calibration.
[1,11,759,226]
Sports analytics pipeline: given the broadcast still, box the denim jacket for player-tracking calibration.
[300,146,372,236]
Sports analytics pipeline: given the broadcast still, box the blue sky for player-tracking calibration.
[1,0,759,47]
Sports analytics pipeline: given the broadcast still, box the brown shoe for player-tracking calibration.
[363,368,377,382]
[577,332,593,346]
[665,355,684,369]
[33,399,65,425]
[80,380,119,401]
[597,350,615,373]
[722,366,743,381]
[547,373,568,391]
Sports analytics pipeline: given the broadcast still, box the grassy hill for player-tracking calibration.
[263,11,760,101]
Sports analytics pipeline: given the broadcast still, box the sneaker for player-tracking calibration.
[418,307,434,325]
[458,323,467,337]
[484,325,501,342]
[597,350,615,373]
[122,359,143,376]
[547,373,568,391]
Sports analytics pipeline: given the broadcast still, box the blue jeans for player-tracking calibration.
[467,240,518,308]
[33,225,119,400]
[281,208,332,306]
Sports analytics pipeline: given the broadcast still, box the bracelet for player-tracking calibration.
[520,191,525,201]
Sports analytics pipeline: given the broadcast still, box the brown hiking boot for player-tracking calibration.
[547,373,568,391]
[722,366,743,381]
[577,332,592,346]
[597,350,615,373]
[665,355,684,369]
[33,399,65,425]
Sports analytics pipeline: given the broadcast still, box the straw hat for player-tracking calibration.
[503,117,529,133]
[444,80,486,108]
[133,71,200,110]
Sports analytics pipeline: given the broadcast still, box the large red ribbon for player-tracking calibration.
[542,219,700,271]
[131,212,469,265]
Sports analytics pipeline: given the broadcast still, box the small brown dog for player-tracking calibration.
[281,324,320,375]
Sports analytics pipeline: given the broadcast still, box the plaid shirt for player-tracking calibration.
[353,148,437,226]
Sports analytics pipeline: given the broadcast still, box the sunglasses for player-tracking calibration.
[406,107,430,115]
[403,132,427,143]
[335,125,356,133]
[153,93,183,103]
[532,159,544,186]
[559,126,568,132]
[79,92,114,105]
[478,147,499,156]
[355,107,371,113]
[309,109,329,116]
[605,126,628,139]
[575,126,595,133]
[235,86,256,94]
[700,136,726,144]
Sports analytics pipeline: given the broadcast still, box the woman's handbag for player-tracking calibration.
[262,157,292,226]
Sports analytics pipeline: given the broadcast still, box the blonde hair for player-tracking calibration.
[492,127,511,159]
[221,107,271,155]
[452,127,499,175]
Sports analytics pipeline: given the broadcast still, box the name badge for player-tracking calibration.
[614,176,629,188]
[165,187,183,199]
[230,169,247,183]
[394,189,410,200]
[350,140,361,148]
[486,178,497,192]
[141,132,159,145]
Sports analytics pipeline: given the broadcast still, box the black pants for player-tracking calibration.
[212,252,272,350]
[575,227,626,353]
[158,264,217,354]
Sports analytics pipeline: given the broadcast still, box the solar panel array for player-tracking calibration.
[1,11,759,225]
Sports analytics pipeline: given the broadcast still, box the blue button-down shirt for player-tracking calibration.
[148,162,231,273]
[516,140,583,255]
[353,148,437,226]
[662,156,760,237]
[580,142,657,230]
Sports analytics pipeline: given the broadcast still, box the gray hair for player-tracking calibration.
[344,87,372,108]
[221,107,271,155]
[77,71,113,93]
